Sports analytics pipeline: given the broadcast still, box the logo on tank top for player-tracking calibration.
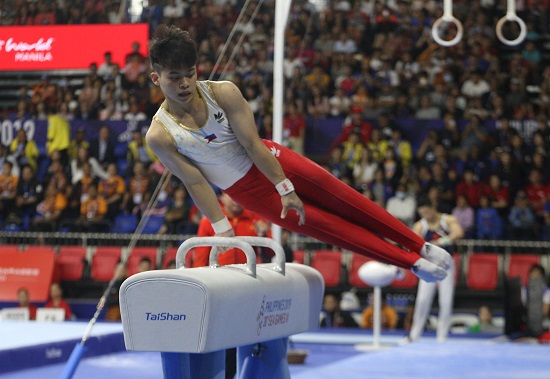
[204,133,217,143]
[214,111,225,123]
[270,146,280,157]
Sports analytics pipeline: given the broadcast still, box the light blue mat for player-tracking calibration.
[2,333,549,378]
[292,339,550,379]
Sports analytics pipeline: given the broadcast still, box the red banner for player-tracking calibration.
[0,24,149,71]
[0,251,55,302]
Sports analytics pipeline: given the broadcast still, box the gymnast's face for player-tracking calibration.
[151,65,198,105]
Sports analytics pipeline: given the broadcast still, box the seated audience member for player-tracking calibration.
[455,168,488,209]
[89,124,116,169]
[9,129,39,172]
[469,305,502,334]
[31,181,67,232]
[0,161,19,221]
[476,194,503,240]
[17,287,37,320]
[137,257,153,273]
[452,194,475,238]
[508,191,537,240]
[70,146,108,185]
[158,185,192,235]
[75,183,109,232]
[121,161,150,213]
[127,130,158,169]
[320,293,358,328]
[67,127,90,160]
[98,163,126,220]
[361,298,398,330]
[386,182,416,227]
[15,165,43,229]
[44,283,73,320]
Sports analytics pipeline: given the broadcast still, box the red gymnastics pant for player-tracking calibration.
[224,140,425,269]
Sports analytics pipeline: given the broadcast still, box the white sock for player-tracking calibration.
[420,242,452,270]
[411,258,447,282]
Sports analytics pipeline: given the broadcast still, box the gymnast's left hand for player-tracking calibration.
[281,192,306,226]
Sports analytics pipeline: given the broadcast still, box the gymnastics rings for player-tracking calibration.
[496,0,527,46]
[431,0,463,47]
[432,0,527,47]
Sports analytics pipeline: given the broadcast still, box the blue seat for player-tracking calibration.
[114,214,138,234]
[141,215,165,234]
[3,224,22,232]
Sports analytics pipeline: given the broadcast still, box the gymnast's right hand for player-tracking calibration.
[281,192,306,226]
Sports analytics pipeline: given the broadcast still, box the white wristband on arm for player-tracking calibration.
[275,178,295,196]
[212,217,232,234]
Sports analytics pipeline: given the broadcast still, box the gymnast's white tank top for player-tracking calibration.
[153,81,253,189]
[420,214,452,250]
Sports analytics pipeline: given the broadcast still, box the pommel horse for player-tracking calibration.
[119,237,325,379]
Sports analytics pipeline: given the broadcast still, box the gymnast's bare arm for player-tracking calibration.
[212,81,306,225]
[146,120,234,236]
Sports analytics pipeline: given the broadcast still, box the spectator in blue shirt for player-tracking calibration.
[476,194,503,240]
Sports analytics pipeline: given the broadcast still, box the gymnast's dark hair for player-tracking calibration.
[149,24,197,72]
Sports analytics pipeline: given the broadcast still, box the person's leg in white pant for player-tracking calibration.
[409,279,437,341]
[436,259,455,342]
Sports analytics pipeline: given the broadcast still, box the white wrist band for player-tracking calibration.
[276,178,295,196]
[212,217,232,234]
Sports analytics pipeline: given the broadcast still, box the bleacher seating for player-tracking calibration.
[310,250,343,288]
[56,246,88,282]
[141,216,165,235]
[292,249,305,264]
[90,247,122,282]
[113,214,139,234]
[466,253,500,291]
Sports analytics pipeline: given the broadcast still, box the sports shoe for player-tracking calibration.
[411,258,447,282]
[420,242,452,270]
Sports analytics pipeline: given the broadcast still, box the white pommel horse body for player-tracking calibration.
[119,237,324,379]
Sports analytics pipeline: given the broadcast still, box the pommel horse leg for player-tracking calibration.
[237,338,290,379]
[119,237,324,379]
[161,351,225,379]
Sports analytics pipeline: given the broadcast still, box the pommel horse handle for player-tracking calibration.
[175,236,286,277]
[234,236,286,275]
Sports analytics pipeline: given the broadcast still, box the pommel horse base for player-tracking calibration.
[119,237,325,379]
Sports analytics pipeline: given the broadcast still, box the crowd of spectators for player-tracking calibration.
[1,0,550,242]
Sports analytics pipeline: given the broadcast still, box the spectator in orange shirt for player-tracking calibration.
[44,283,73,320]
[31,180,67,231]
[361,298,398,330]
[122,161,150,213]
[76,183,108,232]
[98,163,126,220]
[191,193,271,267]
[17,287,37,320]
[0,161,19,220]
